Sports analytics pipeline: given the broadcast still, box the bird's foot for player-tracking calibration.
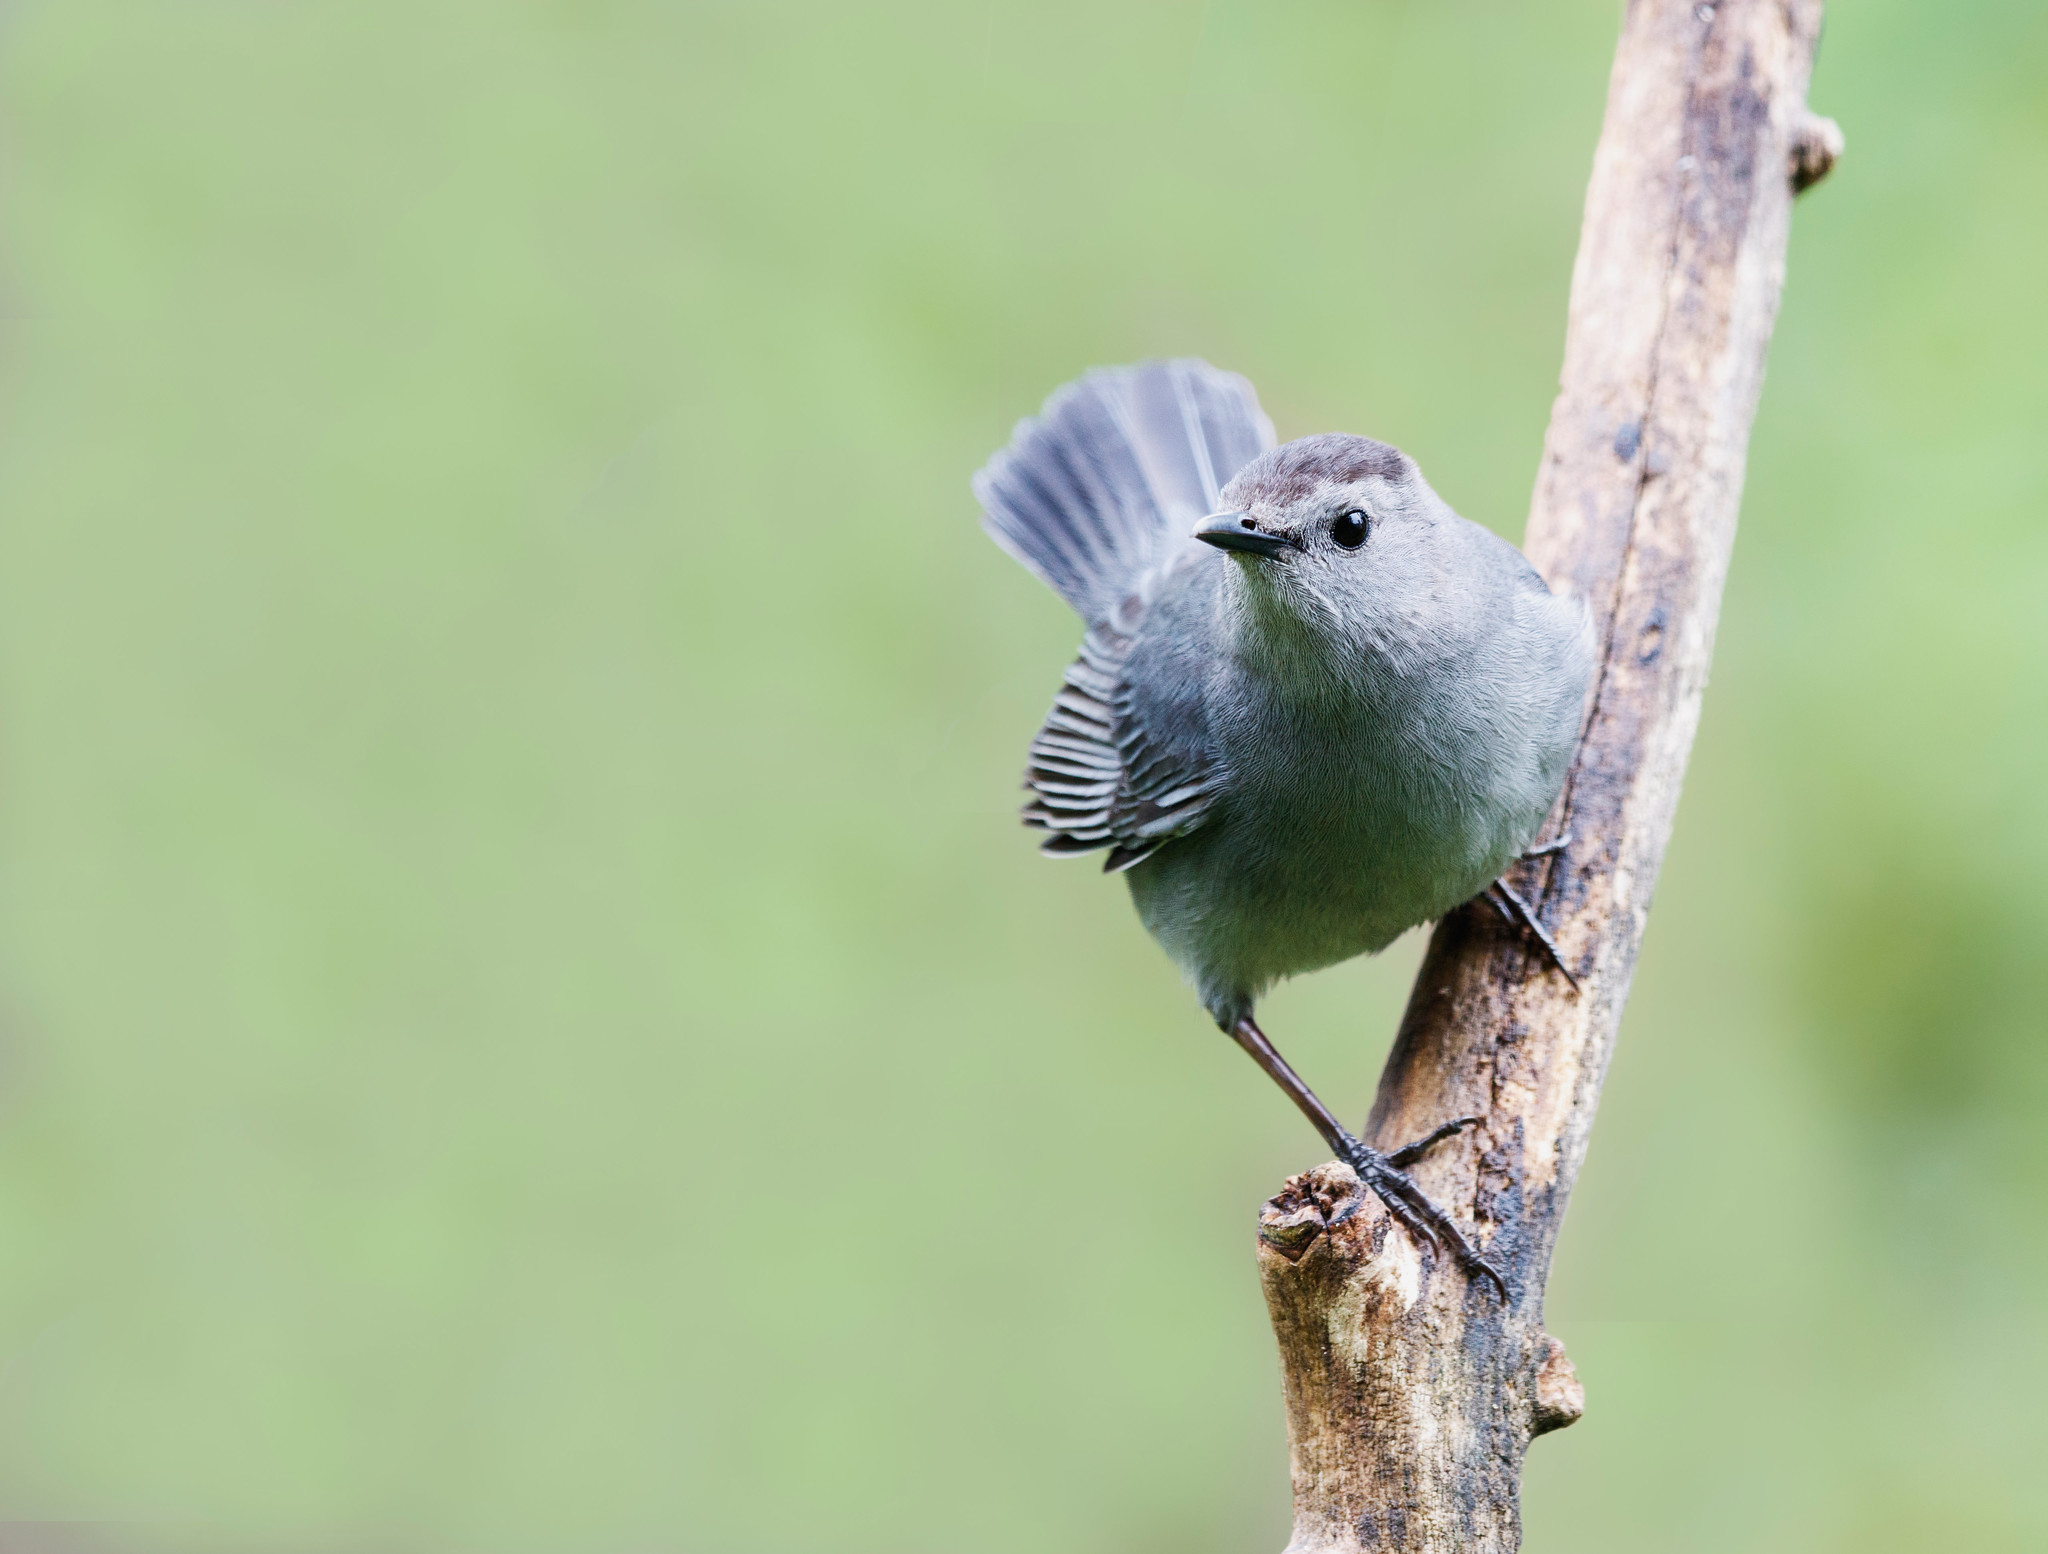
[1521,830,1573,860]
[1488,878,1581,993]
[1338,1120,1508,1301]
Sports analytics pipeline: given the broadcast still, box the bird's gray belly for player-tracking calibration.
[1125,724,1540,1022]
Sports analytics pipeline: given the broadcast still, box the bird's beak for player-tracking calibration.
[1194,511,1294,559]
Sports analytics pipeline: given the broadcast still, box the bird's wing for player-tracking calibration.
[1021,577,1221,873]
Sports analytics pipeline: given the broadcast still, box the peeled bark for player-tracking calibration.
[1255,3,1839,1549]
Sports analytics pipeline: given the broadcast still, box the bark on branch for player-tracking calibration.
[1255,4,1837,1549]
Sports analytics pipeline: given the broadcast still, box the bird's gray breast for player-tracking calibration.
[1123,556,1583,1021]
[1214,667,1513,967]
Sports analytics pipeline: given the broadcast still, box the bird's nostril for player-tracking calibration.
[1240,517,1257,530]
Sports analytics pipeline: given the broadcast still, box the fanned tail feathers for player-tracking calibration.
[979,358,1270,867]
[972,358,1274,625]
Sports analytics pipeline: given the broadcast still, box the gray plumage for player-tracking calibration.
[976,359,1594,1031]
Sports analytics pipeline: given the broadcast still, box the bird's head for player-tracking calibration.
[1194,433,1455,663]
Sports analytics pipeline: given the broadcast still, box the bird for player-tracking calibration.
[972,358,1594,1295]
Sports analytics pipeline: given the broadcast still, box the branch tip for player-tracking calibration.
[1257,1163,1361,1262]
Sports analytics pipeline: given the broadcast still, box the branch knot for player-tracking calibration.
[1790,110,1844,192]
[1532,1335,1586,1436]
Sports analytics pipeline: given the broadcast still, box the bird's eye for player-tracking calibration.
[1331,509,1369,549]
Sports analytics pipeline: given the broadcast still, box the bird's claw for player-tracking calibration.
[1385,1114,1482,1168]
[1488,879,1581,992]
[1339,1124,1508,1301]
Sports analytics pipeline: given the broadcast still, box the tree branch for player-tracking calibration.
[1253,3,1838,1548]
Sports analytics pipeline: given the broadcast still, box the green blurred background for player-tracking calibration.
[0,0,2041,1549]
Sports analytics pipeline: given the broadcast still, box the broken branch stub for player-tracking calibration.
[1257,3,1835,1550]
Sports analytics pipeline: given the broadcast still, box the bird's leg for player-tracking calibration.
[1488,878,1581,993]
[1226,1015,1508,1299]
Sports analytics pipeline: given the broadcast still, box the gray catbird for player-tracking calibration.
[973,358,1594,1294]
